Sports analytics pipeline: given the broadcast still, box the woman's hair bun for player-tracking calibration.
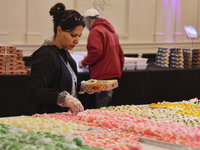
[49,3,66,19]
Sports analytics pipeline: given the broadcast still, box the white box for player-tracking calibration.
[136,64,148,70]
[124,63,136,70]
[124,57,137,64]
[71,54,89,72]
[137,58,148,64]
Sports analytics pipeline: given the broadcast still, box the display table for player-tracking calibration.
[1,63,200,117]
[0,75,36,117]
[79,63,200,106]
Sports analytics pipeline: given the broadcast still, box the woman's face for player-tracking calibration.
[58,26,83,50]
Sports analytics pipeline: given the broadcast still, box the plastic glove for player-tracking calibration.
[57,91,84,116]
[78,79,98,94]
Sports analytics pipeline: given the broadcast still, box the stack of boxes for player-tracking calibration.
[0,45,27,75]
[192,49,200,68]
[156,47,200,69]
[169,48,184,68]
[156,47,170,67]
[183,49,192,68]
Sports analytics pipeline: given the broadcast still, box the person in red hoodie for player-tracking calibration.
[79,8,124,108]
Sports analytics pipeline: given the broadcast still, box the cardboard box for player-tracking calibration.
[7,54,17,59]
[6,70,17,75]
[16,61,25,65]
[0,66,5,70]
[16,49,23,54]
[83,80,118,93]
[6,45,16,49]
[6,49,16,54]
[0,58,6,63]
[0,45,5,50]
[0,70,6,75]
[17,70,27,75]
[0,49,5,54]
[6,62,16,67]
[17,57,23,61]
[16,65,25,70]
[0,62,6,66]
[6,66,16,70]
[7,58,17,63]
[0,54,7,59]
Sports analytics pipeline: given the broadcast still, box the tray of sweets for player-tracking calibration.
[156,52,170,57]
[156,60,169,64]
[138,137,199,150]
[170,48,182,53]
[156,56,169,61]
[170,53,183,57]
[170,57,184,61]
[158,47,170,53]
[156,63,169,67]
[170,61,184,65]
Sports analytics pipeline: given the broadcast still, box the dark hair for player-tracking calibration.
[49,3,85,38]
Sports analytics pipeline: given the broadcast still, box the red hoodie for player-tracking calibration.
[82,18,124,80]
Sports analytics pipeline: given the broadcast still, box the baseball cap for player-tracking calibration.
[84,8,100,18]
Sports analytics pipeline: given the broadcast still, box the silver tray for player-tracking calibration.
[138,137,200,150]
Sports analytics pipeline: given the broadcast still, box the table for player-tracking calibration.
[0,75,36,117]
[78,63,200,107]
[1,64,200,117]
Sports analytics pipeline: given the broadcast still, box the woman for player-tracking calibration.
[28,3,85,116]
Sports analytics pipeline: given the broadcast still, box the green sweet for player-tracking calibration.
[36,144,44,149]
[23,145,38,150]
[74,147,82,150]
[8,135,19,142]
[54,147,62,150]
[27,134,42,143]
[27,130,35,135]
[65,140,74,144]
[1,141,11,149]
[51,136,58,142]
[0,123,10,129]
[0,128,8,134]
[81,145,90,149]
[44,132,52,138]
[8,142,23,150]
[0,136,7,141]
[36,131,44,136]
[73,137,83,147]
[44,144,56,150]
[20,133,30,141]
[55,142,64,149]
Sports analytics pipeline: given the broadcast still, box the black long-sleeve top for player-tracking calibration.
[28,44,79,114]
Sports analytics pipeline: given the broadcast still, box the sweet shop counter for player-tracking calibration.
[0,98,200,150]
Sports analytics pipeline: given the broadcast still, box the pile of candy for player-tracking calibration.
[0,123,102,150]
[34,109,200,148]
[0,116,98,134]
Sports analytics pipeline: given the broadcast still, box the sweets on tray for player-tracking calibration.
[83,79,118,93]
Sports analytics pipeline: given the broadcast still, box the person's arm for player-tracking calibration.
[81,29,103,67]
[119,45,125,73]
[28,48,60,105]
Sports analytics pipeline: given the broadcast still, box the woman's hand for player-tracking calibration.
[64,95,84,116]
[57,91,84,116]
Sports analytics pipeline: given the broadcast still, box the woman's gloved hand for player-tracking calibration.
[57,91,84,116]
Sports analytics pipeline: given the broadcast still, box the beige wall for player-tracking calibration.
[0,0,200,56]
